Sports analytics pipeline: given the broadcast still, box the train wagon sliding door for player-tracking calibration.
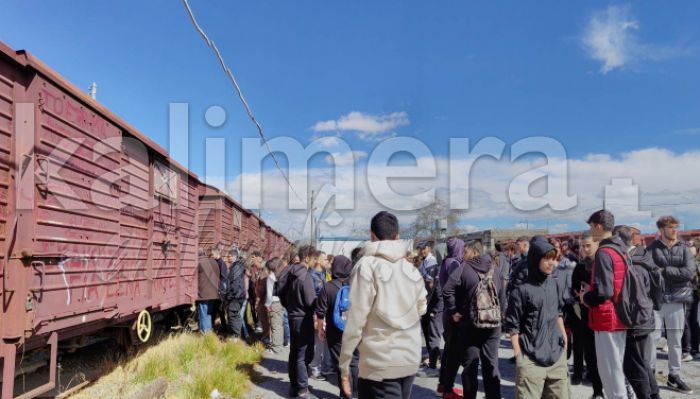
[30,77,123,333]
[118,137,151,314]
[220,197,234,249]
[0,57,15,340]
[177,173,198,305]
[150,161,180,309]
[197,194,221,253]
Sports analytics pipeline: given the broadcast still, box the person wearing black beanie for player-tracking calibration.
[505,236,570,399]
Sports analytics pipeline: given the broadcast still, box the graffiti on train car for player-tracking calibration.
[34,231,192,306]
[39,85,111,138]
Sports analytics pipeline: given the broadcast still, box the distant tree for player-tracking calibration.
[407,198,462,241]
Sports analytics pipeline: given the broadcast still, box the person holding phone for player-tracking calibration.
[572,233,604,399]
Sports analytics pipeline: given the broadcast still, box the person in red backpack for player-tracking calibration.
[581,210,628,399]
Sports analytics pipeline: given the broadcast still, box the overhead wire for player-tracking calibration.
[181,0,304,204]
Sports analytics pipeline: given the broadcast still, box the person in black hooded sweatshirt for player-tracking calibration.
[278,245,319,399]
[315,255,359,399]
[505,236,569,399]
[614,226,662,399]
[443,250,506,399]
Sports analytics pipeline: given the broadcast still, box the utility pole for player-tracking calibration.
[519,219,529,230]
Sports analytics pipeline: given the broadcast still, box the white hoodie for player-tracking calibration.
[339,240,427,381]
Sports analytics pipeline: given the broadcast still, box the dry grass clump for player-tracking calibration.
[72,333,261,399]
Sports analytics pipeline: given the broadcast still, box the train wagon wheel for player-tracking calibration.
[136,309,152,343]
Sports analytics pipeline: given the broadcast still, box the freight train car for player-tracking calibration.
[0,40,291,399]
[0,42,200,399]
[198,184,242,253]
[198,184,290,259]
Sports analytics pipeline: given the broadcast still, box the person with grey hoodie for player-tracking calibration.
[339,211,427,399]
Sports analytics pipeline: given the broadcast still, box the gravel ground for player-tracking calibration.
[247,338,700,399]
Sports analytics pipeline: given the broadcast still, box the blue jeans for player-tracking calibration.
[283,310,290,345]
[197,300,214,333]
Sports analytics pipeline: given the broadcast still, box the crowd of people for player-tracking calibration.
[196,210,700,399]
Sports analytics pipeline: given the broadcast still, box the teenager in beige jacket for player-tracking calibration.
[339,211,427,399]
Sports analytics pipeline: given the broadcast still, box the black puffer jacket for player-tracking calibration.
[647,240,696,304]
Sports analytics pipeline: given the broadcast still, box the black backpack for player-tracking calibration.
[225,261,246,301]
[600,245,654,329]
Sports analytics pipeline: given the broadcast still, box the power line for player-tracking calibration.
[181,0,303,204]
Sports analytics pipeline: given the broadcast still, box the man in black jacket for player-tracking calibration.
[278,245,319,399]
[443,254,506,399]
[613,226,661,399]
[647,215,695,394]
[225,249,247,340]
[212,248,228,334]
[315,255,359,399]
[505,237,569,399]
[570,233,604,398]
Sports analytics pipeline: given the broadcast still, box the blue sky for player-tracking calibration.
[4,1,700,237]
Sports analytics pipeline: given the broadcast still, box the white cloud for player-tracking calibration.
[312,111,409,141]
[315,135,342,148]
[581,5,686,73]
[325,151,367,166]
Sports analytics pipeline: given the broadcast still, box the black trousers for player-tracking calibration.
[457,325,501,399]
[571,316,585,377]
[327,329,359,398]
[624,333,659,399]
[439,314,460,389]
[358,375,414,399]
[215,299,228,333]
[420,311,443,367]
[692,297,700,354]
[227,299,245,338]
[682,298,700,354]
[581,318,604,395]
[289,315,315,396]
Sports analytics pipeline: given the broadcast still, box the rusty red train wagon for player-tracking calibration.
[197,184,291,258]
[0,42,200,398]
[197,184,243,253]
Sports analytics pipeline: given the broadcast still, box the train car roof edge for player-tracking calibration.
[0,41,198,180]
